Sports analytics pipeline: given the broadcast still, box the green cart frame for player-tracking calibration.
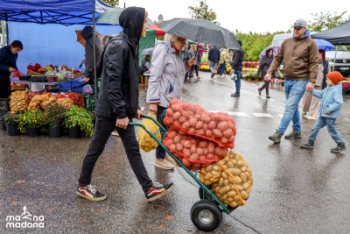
[130,115,240,232]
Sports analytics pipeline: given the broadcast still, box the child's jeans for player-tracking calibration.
[309,116,343,144]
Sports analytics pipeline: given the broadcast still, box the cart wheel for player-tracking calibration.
[198,186,212,200]
[191,200,222,232]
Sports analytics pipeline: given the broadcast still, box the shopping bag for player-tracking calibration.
[138,112,161,152]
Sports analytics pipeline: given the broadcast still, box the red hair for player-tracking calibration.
[319,49,325,60]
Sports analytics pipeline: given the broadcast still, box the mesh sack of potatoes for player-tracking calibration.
[28,94,48,111]
[163,127,228,171]
[10,91,29,114]
[199,150,253,208]
[41,95,57,109]
[56,98,74,109]
[164,98,236,148]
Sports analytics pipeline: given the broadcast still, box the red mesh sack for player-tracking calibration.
[163,127,228,171]
[164,98,236,149]
[68,93,85,108]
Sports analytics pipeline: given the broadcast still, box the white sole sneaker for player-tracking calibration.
[154,162,175,170]
[111,132,119,137]
[147,184,175,202]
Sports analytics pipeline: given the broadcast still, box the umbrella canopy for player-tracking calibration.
[259,46,280,60]
[75,30,104,47]
[158,18,241,50]
[141,47,154,55]
[149,24,165,36]
[96,8,154,26]
[311,20,350,45]
[314,39,335,52]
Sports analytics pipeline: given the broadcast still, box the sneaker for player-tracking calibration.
[111,131,119,137]
[331,142,346,153]
[211,73,215,78]
[76,184,106,201]
[155,158,175,170]
[266,95,271,99]
[231,93,240,97]
[284,128,302,139]
[269,131,282,143]
[300,140,315,149]
[165,153,175,163]
[146,182,175,202]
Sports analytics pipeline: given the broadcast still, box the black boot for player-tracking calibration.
[331,142,346,153]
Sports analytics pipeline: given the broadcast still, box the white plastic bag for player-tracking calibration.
[83,84,93,94]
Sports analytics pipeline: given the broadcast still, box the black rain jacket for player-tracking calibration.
[96,7,145,120]
[257,49,274,78]
[232,41,244,71]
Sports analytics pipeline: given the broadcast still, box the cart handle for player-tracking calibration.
[129,114,167,133]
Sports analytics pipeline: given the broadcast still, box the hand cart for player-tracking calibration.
[129,115,240,232]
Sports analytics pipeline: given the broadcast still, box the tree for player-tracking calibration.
[188,0,219,25]
[308,11,350,32]
[102,0,119,8]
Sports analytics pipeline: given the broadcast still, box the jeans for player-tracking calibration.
[234,70,242,95]
[156,106,168,159]
[79,116,153,193]
[309,117,343,144]
[219,63,226,75]
[197,56,201,65]
[209,61,216,75]
[277,79,307,134]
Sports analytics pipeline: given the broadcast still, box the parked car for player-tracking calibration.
[271,33,350,77]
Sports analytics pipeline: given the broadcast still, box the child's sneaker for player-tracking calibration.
[77,184,106,201]
[300,140,315,149]
[146,182,175,202]
[331,142,346,153]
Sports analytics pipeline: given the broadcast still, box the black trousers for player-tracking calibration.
[155,106,167,159]
[78,116,153,193]
[192,65,199,77]
[259,81,270,95]
[0,78,10,98]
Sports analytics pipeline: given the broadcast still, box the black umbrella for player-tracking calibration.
[159,18,241,50]
[141,47,154,55]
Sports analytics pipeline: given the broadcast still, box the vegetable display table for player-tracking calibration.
[16,77,83,92]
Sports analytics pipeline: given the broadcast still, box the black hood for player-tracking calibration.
[237,40,242,47]
[266,48,273,57]
[119,7,145,47]
[81,26,93,40]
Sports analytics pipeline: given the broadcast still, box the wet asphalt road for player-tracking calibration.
[0,71,349,234]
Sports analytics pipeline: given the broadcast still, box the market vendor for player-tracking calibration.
[0,40,23,98]
[81,26,103,83]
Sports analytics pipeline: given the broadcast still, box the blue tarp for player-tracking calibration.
[0,0,113,24]
[9,22,123,74]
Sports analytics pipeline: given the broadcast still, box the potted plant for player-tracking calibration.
[44,104,66,138]
[18,110,46,137]
[5,115,20,136]
[64,106,94,138]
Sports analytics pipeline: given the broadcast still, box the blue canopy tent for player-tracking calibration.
[0,0,115,99]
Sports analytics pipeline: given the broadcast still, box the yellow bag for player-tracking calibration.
[138,112,162,152]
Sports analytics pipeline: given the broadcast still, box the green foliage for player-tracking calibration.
[188,0,219,25]
[102,0,119,7]
[5,115,19,124]
[64,106,94,137]
[18,110,47,133]
[43,104,67,126]
[308,11,350,32]
[243,73,260,79]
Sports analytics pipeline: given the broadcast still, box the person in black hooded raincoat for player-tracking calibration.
[77,7,175,202]
[257,49,274,98]
[80,26,103,83]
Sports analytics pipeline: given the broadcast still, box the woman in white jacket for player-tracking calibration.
[147,33,197,169]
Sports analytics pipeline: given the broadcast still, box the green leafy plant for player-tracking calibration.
[64,106,94,137]
[17,110,47,133]
[244,73,261,79]
[44,104,67,126]
[5,115,19,124]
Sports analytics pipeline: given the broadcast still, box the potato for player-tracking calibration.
[203,148,208,155]
[218,177,224,186]
[221,171,228,179]
[201,114,211,123]
[173,111,181,120]
[172,104,180,112]
[181,110,190,118]
[189,118,197,127]
[174,135,181,144]
[182,158,192,167]
[198,140,208,148]
[196,148,204,155]
[188,128,196,134]
[203,123,208,131]
[208,121,216,130]
[241,191,249,200]
[217,122,229,131]
[205,130,213,137]
[166,108,174,116]
[164,118,172,126]
[195,129,205,136]
[241,166,247,172]
[195,121,203,129]
[181,122,190,131]
[195,114,201,120]
[223,129,233,138]
[237,160,245,167]
[183,140,191,148]
[183,148,191,157]
[213,129,223,139]
[190,153,199,161]
[169,144,176,150]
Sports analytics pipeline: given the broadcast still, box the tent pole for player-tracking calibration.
[93,12,97,101]
[5,13,9,45]
[333,45,338,72]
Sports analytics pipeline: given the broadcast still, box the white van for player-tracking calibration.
[271,33,350,77]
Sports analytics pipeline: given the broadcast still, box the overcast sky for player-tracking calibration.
[123,0,348,34]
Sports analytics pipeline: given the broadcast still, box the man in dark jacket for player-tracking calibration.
[208,45,220,77]
[231,40,244,97]
[77,7,175,202]
[0,40,23,98]
[81,26,103,83]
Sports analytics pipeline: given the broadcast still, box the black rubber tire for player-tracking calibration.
[191,200,222,232]
[198,186,212,200]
